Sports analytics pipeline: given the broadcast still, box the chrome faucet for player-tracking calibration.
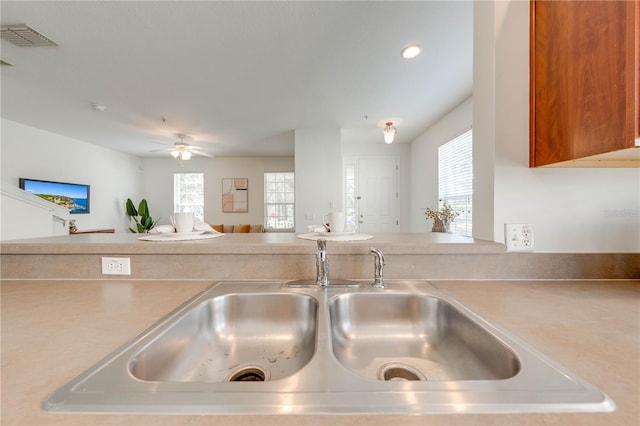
[370,247,385,288]
[316,238,329,286]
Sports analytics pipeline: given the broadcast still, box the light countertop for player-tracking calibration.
[1,279,638,426]
[0,232,506,255]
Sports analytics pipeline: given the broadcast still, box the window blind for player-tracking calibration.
[438,129,472,236]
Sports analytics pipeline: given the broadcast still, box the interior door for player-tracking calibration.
[357,157,399,232]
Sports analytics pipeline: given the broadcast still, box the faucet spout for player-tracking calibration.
[370,247,385,288]
[316,238,329,286]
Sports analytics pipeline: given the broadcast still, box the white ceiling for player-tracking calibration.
[0,1,473,158]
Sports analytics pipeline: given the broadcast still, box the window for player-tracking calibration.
[344,163,357,227]
[264,172,294,230]
[438,129,472,236]
[173,173,204,221]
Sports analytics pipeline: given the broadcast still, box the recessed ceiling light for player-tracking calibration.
[401,44,422,59]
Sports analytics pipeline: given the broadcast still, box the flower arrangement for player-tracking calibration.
[425,200,462,221]
[425,200,462,233]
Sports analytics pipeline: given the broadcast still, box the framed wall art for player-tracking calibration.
[222,178,248,213]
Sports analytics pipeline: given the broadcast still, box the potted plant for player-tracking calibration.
[125,198,159,233]
[425,200,462,233]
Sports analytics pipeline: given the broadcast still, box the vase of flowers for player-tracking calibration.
[431,217,450,233]
[425,200,461,233]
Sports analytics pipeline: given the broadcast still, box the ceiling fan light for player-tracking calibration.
[383,122,396,144]
[181,150,192,160]
[170,150,180,158]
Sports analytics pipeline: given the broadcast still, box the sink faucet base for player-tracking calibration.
[286,279,360,288]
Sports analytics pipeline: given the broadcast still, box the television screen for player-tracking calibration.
[19,178,90,214]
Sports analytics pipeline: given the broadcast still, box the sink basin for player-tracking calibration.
[43,280,614,415]
[329,293,520,381]
[130,293,318,382]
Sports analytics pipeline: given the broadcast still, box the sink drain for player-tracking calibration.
[378,363,427,381]
[228,366,268,382]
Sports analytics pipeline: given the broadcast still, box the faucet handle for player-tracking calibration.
[370,247,385,288]
[370,247,385,264]
[316,238,329,286]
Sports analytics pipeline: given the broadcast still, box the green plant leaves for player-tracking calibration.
[142,215,152,229]
[125,198,158,233]
[138,199,149,218]
[125,198,138,216]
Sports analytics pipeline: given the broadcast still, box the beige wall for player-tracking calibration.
[141,156,294,227]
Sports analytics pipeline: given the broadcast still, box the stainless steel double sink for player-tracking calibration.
[43,280,614,414]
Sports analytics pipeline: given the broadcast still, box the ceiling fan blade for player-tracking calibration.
[191,149,214,158]
[148,148,171,153]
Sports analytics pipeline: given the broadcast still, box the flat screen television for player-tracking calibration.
[19,178,90,214]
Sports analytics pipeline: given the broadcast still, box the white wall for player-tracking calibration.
[410,98,472,232]
[4,1,639,252]
[141,156,294,227]
[1,182,70,240]
[294,128,343,232]
[473,0,640,252]
[472,0,496,242]
[0,118,142,233]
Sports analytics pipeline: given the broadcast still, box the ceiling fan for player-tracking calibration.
[150,134,213,160]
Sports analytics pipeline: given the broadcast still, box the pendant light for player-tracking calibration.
[383,122,396,144]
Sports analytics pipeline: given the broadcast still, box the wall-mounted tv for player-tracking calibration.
[19,178,90,214]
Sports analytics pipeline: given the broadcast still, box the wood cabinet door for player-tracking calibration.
[530,0,638,167]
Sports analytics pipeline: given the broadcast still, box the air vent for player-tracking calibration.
[1,24,58,47]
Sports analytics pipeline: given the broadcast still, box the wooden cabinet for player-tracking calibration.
[530,0,639,167]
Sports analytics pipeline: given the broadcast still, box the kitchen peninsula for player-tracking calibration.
[1,232,638,280]
[1,232,639,425]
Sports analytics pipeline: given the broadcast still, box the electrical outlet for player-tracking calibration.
[505,224,534,251]
[101,257,131,275]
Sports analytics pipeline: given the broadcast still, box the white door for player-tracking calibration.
[357,157,399,232]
